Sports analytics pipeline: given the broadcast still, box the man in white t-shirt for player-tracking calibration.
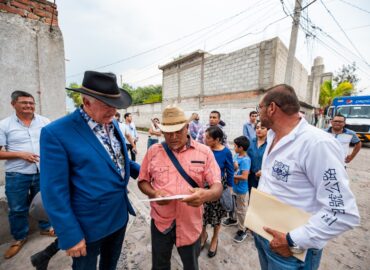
[254,84,360,270]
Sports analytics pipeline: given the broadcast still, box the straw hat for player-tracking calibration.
[157,105,189,132]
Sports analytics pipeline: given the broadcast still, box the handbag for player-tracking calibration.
[161,142,199,188]
[220,183,234,212]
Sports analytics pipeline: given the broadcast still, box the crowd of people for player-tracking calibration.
[0,70,362,270]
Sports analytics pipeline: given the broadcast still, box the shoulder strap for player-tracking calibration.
[161,142,199,188]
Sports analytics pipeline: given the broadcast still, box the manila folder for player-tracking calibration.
[244,188,311,261]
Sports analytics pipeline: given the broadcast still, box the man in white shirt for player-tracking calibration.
[124,112,138,161]
[254,84,360,270]
[115,112,137,154]
[0,91,52,259]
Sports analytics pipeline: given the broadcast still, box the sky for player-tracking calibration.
[57,0,370,98]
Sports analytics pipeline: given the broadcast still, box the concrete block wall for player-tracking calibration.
[203,45,260,95]
[162,70,178,101]
[127,102,256,146]
[133,37,328,145]
[179,65,201,98]
[125,102,162,129]
[273,39,309,102]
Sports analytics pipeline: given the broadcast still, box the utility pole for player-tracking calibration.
[284,0,302,85]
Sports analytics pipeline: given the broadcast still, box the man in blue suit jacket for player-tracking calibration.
[40,71,140,270]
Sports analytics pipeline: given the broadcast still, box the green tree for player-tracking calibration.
[124,84,162,105]
[66,82,162,108]
[333,62,359,87]
[319,80,353,108]
[66,82,82,108]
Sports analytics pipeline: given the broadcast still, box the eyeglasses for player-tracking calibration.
[256,102,280,113]
[332,120,345,123]
[17,101,36,105]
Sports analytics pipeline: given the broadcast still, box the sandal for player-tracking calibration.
[40,228,56,237]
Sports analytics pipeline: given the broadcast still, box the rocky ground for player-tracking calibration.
[0,131,368,270]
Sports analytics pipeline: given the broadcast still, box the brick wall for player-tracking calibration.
[0,0,58,25]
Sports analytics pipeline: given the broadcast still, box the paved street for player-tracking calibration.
[0,131,369,270]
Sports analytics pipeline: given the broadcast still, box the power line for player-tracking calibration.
[208,15,290,52]
[338,0,370,14]
[131,72,162,84]
[66,5,261,79]
[124,0,279,82]
[300,15,370,69]
[319,0,369,67]
[301,0,318,11]
[131,13,291,84]
[299,22,370,78]
[128,9,289,84]
[346,24,370,31]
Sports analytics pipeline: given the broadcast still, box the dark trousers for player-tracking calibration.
[248,172,259,194]
[126,144,136,161]
[72,225,126,270]
[151,220,201,270]
[147,138,159,149]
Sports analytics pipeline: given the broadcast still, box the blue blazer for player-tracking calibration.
[40,109,140,250]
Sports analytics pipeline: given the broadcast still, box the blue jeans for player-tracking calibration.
[72,225,126,270]
[254,234,323,270]
[147,137,159,149]
[5,172,51,240]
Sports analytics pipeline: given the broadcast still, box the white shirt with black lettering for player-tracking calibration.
[258,118,360,250]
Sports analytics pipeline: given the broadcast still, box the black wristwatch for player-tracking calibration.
[286,233,304,254]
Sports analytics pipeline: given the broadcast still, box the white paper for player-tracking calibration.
[245,188,311,261]
[140,194,190,202]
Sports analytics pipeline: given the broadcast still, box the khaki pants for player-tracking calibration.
[234,193,249,231]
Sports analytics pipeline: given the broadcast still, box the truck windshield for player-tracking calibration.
[337,106,370,119]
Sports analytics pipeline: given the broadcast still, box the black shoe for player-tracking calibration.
[207,241,218,258]
[30,250,52,270]
[30,239,59,270]
[222,218,237,227]
[233,230,248,243]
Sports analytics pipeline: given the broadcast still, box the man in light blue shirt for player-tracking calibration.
[242,111,258,141]
[189,113,202,140]
[0,91,52,259]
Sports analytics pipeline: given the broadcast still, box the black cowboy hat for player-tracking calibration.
[66,71,132,109]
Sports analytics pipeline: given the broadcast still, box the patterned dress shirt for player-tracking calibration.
[79,108,125,177]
